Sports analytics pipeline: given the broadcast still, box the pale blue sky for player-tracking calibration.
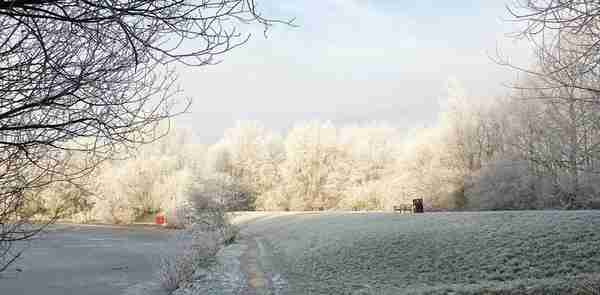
[176,1,530,143]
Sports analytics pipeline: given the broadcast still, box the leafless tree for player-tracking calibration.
[496,1,600,206]
[503,1,600,95]
[0,0,288,272]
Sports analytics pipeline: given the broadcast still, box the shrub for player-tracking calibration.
[466,159,538,210]
[91,193,136,224]
[193,174,253,211]
[338,183,389,211]
[256,188,290,211]
[157,192,239,293]
[157,228,220,293]
[187,183,239,239]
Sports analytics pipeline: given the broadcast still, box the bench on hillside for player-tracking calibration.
[393,204,413,213]
[393,198,424,214]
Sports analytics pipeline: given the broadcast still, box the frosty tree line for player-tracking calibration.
[30,80,600,225]
[16,0,600,224]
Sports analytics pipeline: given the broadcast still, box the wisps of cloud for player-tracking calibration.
[177,1,531,143]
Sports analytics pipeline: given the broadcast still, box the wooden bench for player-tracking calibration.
[393,198,424,214]
[393,204,413,213]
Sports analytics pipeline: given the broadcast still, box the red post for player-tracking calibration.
[155,214,166,225]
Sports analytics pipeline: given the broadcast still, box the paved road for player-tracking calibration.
[0,225,173,295]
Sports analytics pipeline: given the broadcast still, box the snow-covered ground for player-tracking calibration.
[233,211,600,294]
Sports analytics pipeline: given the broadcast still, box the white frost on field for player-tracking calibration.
[229,211,310,226]
[245,211,600,294]
[271,273,288,295]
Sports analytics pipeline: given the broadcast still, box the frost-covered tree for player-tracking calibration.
[394,127,457,210]
[336,123,400,210]
[507,1,600,95]
[495,1,600,208]
[421,79,494,209]
[206,121,284,209]
[508,77,600,208]
[339,123,399,184]
[281,121,348,210]
[89,127,204,223]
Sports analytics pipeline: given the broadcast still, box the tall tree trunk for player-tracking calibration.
[566,99,579,209]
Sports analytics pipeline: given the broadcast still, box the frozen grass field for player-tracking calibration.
[241,211,600,294]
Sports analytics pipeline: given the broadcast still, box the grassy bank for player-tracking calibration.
[251,211,600,294]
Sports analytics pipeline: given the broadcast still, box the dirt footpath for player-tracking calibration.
[234,212,313,295]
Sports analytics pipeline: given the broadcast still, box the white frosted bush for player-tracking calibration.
[158,170,194,228]
[256,188,290,211]
[91,193,136,224]
[157,228,220,292]
[156,198,239,293]
[467,159,538,210]
[89,164,137,223]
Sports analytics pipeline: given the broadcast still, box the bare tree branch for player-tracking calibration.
[0,0,290,271]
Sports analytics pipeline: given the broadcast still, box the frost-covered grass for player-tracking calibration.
[250,211,600,294]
